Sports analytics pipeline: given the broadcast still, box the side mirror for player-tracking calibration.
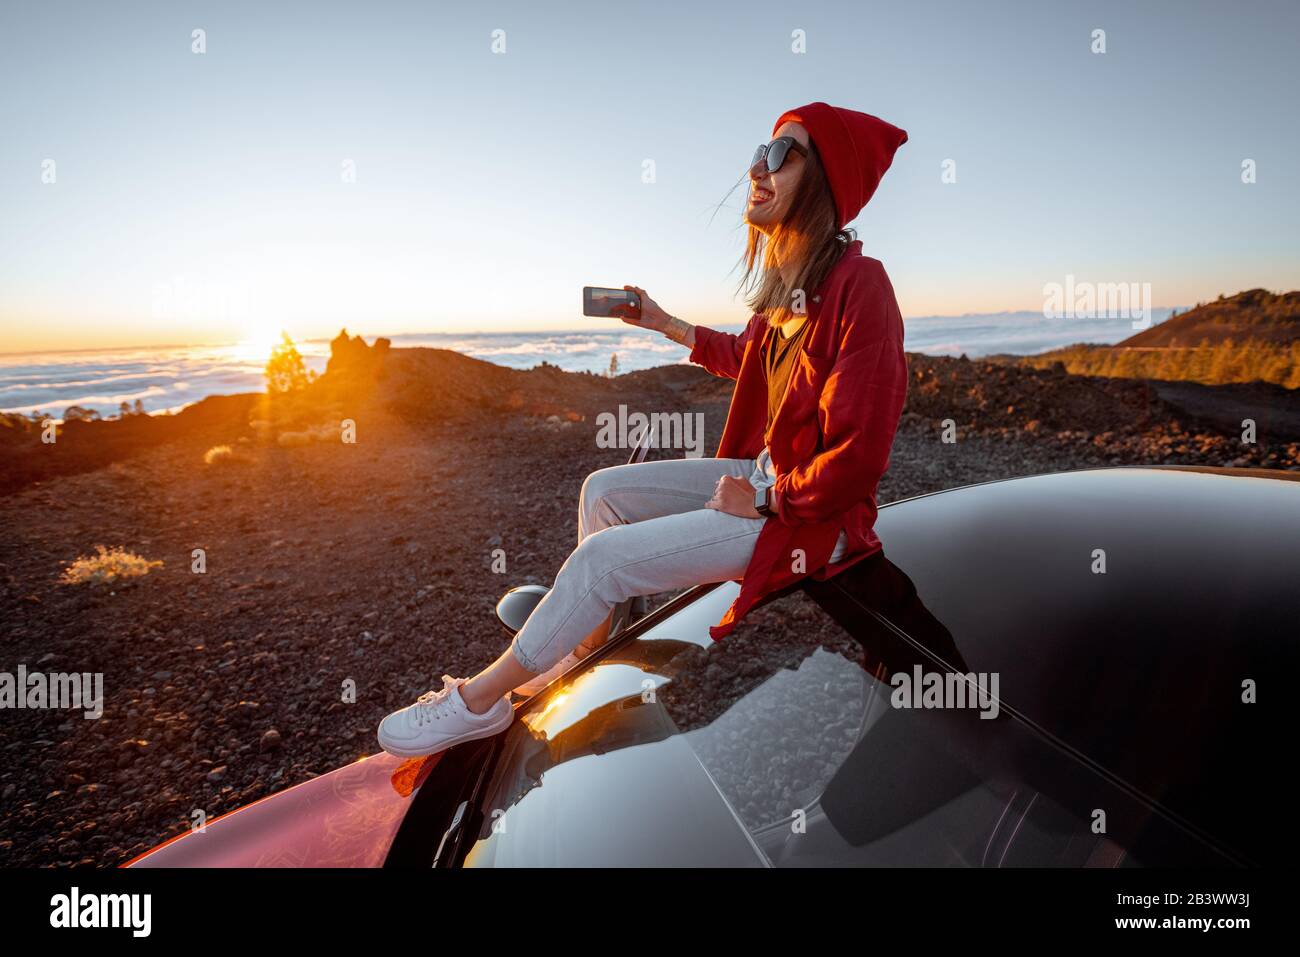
[495,584,550,636]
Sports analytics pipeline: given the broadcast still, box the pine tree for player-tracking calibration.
[265,333,315,394]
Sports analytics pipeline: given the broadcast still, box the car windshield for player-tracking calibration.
[462,581,1238,868]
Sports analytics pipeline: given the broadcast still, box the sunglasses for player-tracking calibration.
[750,136,808,175]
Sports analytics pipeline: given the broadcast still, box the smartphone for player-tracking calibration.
[583,286,640,318]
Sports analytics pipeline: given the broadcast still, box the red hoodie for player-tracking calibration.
[690,244,908,639]
[690,103,909,639]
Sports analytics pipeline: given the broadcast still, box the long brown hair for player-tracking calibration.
[738,140,853,326]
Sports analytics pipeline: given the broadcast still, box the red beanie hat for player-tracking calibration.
[773,102,908,228]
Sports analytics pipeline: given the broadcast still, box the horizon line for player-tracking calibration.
[0,305,1203,359]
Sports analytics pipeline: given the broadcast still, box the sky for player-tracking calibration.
[1,0,1297,354]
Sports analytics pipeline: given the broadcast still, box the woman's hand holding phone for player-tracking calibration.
[613,285,695,347]
[610,285,664,329]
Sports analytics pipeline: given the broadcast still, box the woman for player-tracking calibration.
[377,102,910,758]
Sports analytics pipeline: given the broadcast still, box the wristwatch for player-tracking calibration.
[754,485,775,517]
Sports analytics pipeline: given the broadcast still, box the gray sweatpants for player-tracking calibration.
[509,451,847,673]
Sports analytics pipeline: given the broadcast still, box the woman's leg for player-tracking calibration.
[460,456,757,711]
[378,457,764,756]
[575,456,756,541]
[463,505,766,710]
[570,456,754,654]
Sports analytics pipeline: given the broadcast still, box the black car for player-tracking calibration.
[131,465,1296,868]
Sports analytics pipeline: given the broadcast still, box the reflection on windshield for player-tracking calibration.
[461,555,1232,867]
[684,647,879,829]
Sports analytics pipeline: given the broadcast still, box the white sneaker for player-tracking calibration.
[514,652,581,697]
[377,675,514,758]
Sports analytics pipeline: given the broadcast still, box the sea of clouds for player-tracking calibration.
[0,311,1174,421]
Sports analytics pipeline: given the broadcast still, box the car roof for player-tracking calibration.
[811,466,1298,865]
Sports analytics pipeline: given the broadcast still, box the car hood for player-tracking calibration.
[126,752,432,867]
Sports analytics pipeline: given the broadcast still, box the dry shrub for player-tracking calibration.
[276,423,339,447]
[62,546,163,585]
[276,431,313,448]
[204,444,248,466]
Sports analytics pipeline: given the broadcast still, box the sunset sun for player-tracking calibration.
[236,322,284,362]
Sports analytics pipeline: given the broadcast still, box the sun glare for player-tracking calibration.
[234,322,284,363]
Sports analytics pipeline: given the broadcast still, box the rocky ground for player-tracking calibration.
[1,338,1296,867]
